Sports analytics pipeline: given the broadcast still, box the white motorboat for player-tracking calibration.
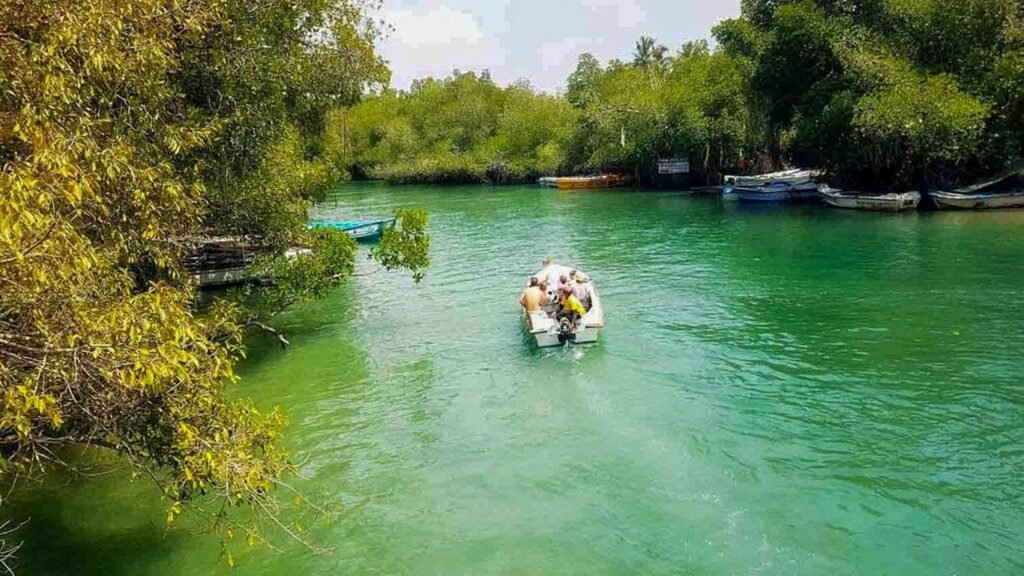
[524,264,605,347]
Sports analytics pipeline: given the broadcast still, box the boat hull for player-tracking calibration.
[932,191,1024,210]
[735,180,820,203]
[548,174,632,190]
[533,325,601,348]
[735,189,790,202]
[310,218,397,242]
[525,265,604,348]
[725,169,820,188]
[821,191,921,212]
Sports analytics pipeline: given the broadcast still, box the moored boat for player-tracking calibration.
[734,180,819,203]
[525,264,605,348]
[819,187,921,212]
[546,174,633,190]
[538,176,558,188]
[931,161,1024,210]
[309,218,396,241]
[725,169,820,188]
[931,190,1024,210]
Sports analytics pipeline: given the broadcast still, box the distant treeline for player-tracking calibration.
[336,0,1024,190]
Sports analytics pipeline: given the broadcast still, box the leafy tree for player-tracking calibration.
[717,0,1022,188]
[0,0,428,568]
[633,36,670,72]
[566,54,604,109]
[337,72,578,183]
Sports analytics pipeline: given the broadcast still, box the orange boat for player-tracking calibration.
[549,173,634,190]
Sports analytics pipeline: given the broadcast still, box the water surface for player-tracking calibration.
[16,184,1024,575]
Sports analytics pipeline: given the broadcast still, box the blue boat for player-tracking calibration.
[734,181,820,203]
[309,218,396,242]
[734,182,793,202]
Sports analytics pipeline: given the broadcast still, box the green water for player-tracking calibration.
[14,184,1024,575]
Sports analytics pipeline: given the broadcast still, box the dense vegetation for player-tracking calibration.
[722,0,1020,189]
[334,73,578,184]
[0,0,428,568]
[344,0,1024,190]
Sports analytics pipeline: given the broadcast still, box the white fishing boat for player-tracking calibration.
[932,161,1024,210]
[931,190,1024,210]
[524,264,605,347]
[724,168,820,188]
[819,187,921,212]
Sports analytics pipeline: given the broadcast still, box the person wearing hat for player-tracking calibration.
[569,269,590,283]
[568,272,590,310]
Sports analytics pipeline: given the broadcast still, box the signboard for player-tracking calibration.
[658,159,690,174]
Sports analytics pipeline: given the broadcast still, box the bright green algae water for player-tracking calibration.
[14,183,1024,575]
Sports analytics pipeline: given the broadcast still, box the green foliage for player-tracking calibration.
[854,73,989,169]
[566,54,604,109]
[334,0,1024,191]
[372,209,431,283]
[0,0,428,564]
[633,36,670,72]
[243,230,359,320]
[567,40,757,183]
[716,0,1024,188]
[333,72,578,184]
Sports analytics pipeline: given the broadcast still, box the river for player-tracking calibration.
[14,183,1024,575]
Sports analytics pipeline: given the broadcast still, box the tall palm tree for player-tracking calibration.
[632,36,668,70]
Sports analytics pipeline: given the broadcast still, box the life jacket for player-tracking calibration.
[561,295,587,317]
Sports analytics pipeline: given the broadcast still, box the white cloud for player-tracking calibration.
[380,5,508,89]
[378,0,741,92]
[385,5,485,47]
[538,38,594,71]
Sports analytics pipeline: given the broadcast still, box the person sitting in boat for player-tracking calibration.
[519,277,545,314]
[540,258,564,292]
[569,272,592,311]
[558,284,587,327]
[569,268,590,283]
[538,281,557,314]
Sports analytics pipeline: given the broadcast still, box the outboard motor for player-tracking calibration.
[558,317,577,344]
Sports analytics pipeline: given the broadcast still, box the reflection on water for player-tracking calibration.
[12,184,1024,575]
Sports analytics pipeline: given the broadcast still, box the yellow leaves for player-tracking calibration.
[178,422,195,442]
[1,0,359,557]
[166,501,183,525]
[1,385,63,440]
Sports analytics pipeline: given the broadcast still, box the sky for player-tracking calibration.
[376,0,742,93]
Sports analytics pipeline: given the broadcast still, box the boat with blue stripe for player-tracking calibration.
[309,218,396,241]
[734,181,820,203]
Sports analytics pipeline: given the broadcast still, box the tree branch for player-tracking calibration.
[243,321,290,349]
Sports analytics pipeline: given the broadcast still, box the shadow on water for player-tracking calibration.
[8,475,200,576]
